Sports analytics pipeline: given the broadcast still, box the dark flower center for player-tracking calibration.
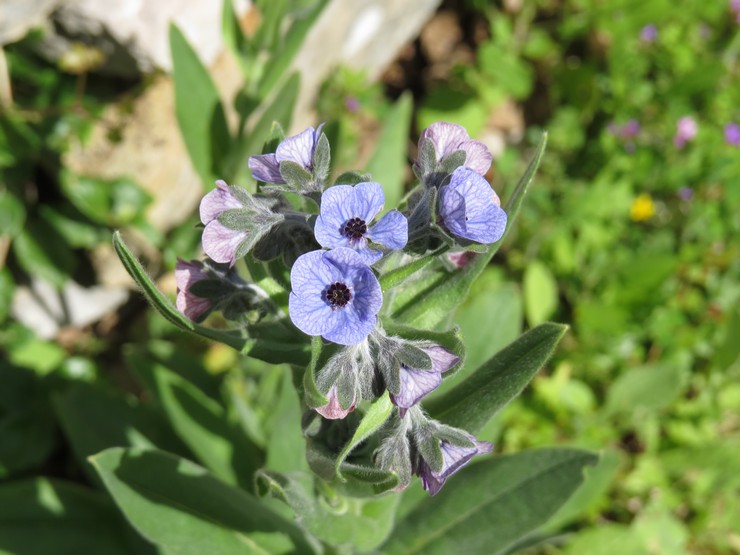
[325,282,352,308]
[342,217,367,241]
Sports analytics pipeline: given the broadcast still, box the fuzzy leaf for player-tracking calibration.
[426,322,567,432]
[382,448,597,555]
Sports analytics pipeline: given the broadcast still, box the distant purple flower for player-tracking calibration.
[674,116,698,149]
[622,119,641,138]
[391,345,459,411]
[289,248,382,345]
[640,24,658,43]
[439,166,507,244]
[314,182,408,264]
[419,122,493,176]
[677,187,694,202]
[732,0,740,21]
[725,123,740,147]
[175,259,213,322]
[248,123,325,183]
[200,180,249,266]
[415,434,493,496]
[345,96,360,113]
[315,385,356,420]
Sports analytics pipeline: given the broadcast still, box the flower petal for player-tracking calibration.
[422,344,460,374]
[276,126,317,168]
[367,209,408,250]
[314,185,355,247]
[351,182,385,223]
[248,154,283,184]
[315,386,356,419]
[200,180,243,224]
[323,303,377,345]
[391,367,443,409]
[202,220,249,265]
[288,290,337,336]
[459,141,493,176]
[290,249,343,295]
[422,122,472,159]
[462,204,507,244]
[438,186,467,238]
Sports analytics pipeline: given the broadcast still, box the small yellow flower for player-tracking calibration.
[630,193,655,222]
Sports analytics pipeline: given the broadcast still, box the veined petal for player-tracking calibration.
[202,220,249,266]
[391,367,443,409]
[200,180,243,224]
[276,126,317,168]
[422,344,460,374]
[423,122,471,158]
[288,290,337,336]
[367,210,408,250]
[438,186,467,238]
[459,141,493,176]
[290,249,343,295]
[462,204,507,244]
[351,242,384,265]
[351,182,385,223]
[315,386,356,419]
[248,154,283,184]
[324,304,377,345]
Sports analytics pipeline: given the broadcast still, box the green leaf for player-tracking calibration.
[170,23,230,185]
[265,367,308,474]
[432,277,522,400]
[335,392,393,480]
[379,246,449,290]
[52,382,189,483]
[425,322,568,433]
[381,448,597,555]
[0,478,149,555]
[136,359,263,489]
[228,72,301,183]
[257,471,400,552]
[365,92,413,209]
[90,447,315,555]
[257,0,330,99]
[112,231,249,351]
[13,218,75,287]
[392,133,548,329]
[0,190,26,236]
[606,364,687,415]
[0,268,15,323]
[523,259,558,326]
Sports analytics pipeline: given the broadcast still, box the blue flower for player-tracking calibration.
[313,182,408,264]
[415,433,493,496]
[439,166,507,244]
[289,248,382,345]
[418,122,492,176]
[391,344,460,411]
[248,124,325,184]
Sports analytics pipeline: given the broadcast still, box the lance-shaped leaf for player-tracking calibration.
[425,322,567,433]
[392,133,548,329]
[335,392,394,480]
[170,24,230,186]
[90,447,316,555]
[381,448,597,555]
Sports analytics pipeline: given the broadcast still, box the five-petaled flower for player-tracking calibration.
[175,259,213,322]
[439,166,507,244]
[314,182,408,264]
[289,248,382,345]
[419,121,493,176]
[391,345,459,412]
[415,434,493,496]
[249,124,325,184]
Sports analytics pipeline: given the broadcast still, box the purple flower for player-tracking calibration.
[674,116,698,149]
[175,259,213,322]
[439,166,507,244]
[199,180,251,266]
[391,345,460,411]
[640,24,658,43]
[415,433,493,496]
[725,123,740,147]
[315,386,356,420]
[248,124,325,183]
[345,96,360,113]
[314,182,408,264]
[419,122,493,176]
[677,187,694,202]
[289,248,382,345]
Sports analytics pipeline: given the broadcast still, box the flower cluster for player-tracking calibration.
[174,121,507,495]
